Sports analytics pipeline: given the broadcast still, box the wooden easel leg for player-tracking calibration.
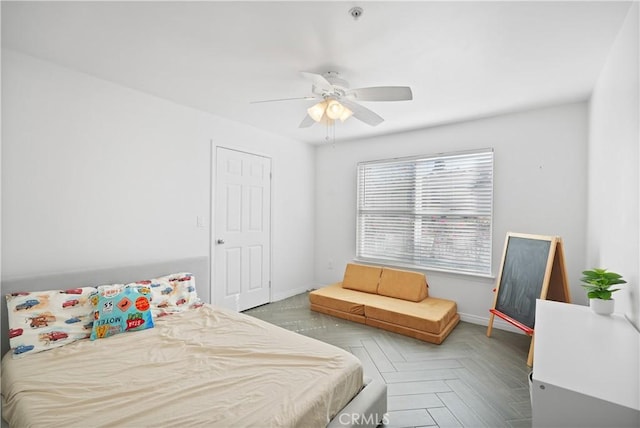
[486,313,495,337]
[527,335,535,367]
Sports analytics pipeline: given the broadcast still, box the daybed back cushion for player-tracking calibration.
[341,264,382,294]
[377,267,428,302]
[5,287,96,358]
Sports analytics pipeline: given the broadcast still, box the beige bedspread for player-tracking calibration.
[1,305,363,427]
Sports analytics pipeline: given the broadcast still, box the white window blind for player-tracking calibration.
[356,149,494,276]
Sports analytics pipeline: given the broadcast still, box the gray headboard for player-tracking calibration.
[1,256,210,358]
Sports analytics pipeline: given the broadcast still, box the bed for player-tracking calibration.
[1,257,387,427]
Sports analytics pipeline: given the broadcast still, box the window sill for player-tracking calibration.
[352,258,496,281]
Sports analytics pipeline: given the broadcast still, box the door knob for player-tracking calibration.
[217,239,225,244]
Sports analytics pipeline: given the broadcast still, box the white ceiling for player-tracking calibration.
[1,1,633,144]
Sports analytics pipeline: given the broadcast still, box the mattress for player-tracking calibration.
[1,304,363,428]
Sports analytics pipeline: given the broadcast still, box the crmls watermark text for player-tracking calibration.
[337,413,389,425]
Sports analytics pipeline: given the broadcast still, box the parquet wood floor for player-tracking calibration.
[244,292,532,428]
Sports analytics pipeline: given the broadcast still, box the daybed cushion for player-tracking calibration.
[310,282,425,316]
[341,263,382,294]
[377,267,428,302]
[363,296,457,335]
[309,283,367,316]
[365,314,460,345]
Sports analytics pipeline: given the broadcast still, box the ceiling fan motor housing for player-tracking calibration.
[317,71,349,98]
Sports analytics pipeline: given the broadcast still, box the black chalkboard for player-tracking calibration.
[494,236,552,329]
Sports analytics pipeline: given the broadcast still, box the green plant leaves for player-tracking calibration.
[587,290,612,300]
[581,268,626,299]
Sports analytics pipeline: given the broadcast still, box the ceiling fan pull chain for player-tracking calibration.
[325,121,330,143]
[332,122,336,148]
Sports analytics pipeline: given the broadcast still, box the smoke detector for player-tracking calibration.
[349,7,363,20]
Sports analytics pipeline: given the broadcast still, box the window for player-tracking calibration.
[356,148,494,276]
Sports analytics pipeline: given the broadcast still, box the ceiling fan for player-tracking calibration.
[252,71,413,128]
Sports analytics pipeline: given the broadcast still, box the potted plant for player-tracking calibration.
[580,268,626,315]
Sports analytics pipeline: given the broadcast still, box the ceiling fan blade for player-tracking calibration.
[301,71,334,94]
[299,114,316,128]
[347,86,413,102]
[250,96,317,104]
[339,99,384,127]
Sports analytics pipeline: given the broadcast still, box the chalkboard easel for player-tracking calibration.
[486,232,571,367]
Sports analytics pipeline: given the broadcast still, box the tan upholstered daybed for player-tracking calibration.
[310,263,460,344]
[1,258,387,428]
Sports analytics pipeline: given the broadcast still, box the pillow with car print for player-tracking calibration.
[5,287,96,358]
[127,272,202,318]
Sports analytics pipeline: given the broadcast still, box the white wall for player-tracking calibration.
[2,49,210,277]
[315,103,589,328]
[1,49,316,304]
[588,2,639,328]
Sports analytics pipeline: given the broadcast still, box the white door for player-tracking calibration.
[214,147,271,312]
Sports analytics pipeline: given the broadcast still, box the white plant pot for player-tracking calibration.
[590,298,615,315]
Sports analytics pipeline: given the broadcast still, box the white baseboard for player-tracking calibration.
[271,285,312,303]
[458,312,527,335]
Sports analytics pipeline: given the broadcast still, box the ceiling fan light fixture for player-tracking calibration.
[307,101,327,122]
[339,107,353,122]
[326,99,345,120]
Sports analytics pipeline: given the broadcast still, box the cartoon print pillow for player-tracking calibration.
[5,287,97,358]
[128,272,202,318]
[90,285,154,340]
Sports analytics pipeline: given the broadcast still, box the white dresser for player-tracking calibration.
[532,299,640,427]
